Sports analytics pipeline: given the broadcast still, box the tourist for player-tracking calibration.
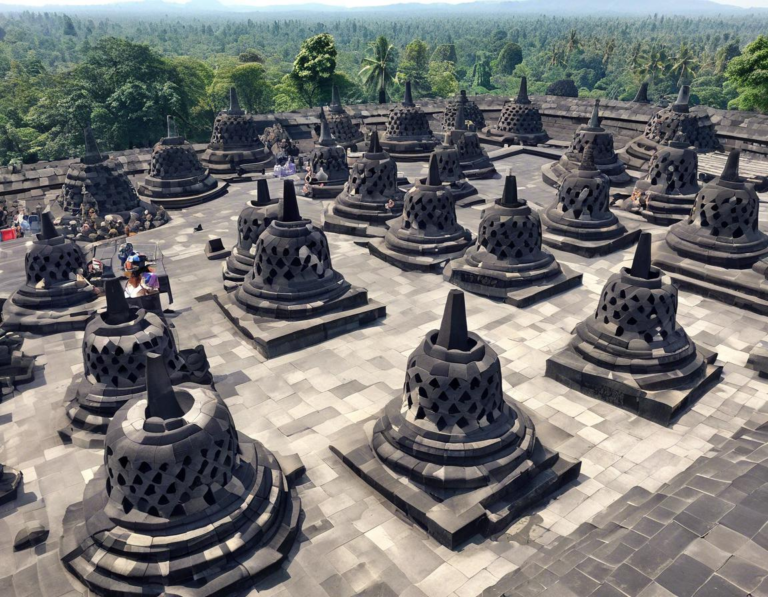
[123,253,159,298]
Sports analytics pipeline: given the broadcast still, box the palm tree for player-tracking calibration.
[566,29,580,56]
[548,43,566,68]
[628,42,644,72]
[671,42,700,87]
[359,36,397,101]
[602,38,617,65]
[638,44,669,85]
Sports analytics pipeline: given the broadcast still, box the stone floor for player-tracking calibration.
[2,152,768,597]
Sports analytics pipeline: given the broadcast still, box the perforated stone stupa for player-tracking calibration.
[0,329,34,398]
[547,233,722,425]
[201,87,275,177]
[214,181,385,357]
[0,462,22,506]
[442,101,496,181]
[620,85,722,171]
[138,116,226,208]
[542,100,630,187]
[60,353,302,596]
[322,131,404,238]
[331,289,580,548]
[445,175,582,307]
[59,278,211,449]
[378,81,438,161]
[303,112,349,199]
[222,178,280,289]
[481,77,549,146]
[325,84,364,149]
[442,90,486,132]
[541,146,640,257]
[427,143,479,205]
[1,211,101,333]
[653,149,768,314]
[369,153,473,272]
[630,133,701,226]
[58,127,140,218]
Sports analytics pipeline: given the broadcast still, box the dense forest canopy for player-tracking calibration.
[1,9,767,165]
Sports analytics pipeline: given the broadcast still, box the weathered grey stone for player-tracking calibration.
[481,77,549,146]
[378,81,438,161]
[303,112,349,199]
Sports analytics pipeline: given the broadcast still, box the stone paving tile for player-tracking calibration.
[1,154,768,596]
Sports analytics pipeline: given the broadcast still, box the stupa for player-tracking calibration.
[59,127,140,218]
[325,84,364,149]
[442,90,486,132]
[653,149,768,314]
[542,100,630,187]
[632,82,650,104]
[322,131,404,238]
[481,77,549,146]
[1,211,101,333]
[541,145,640,257]
[427,143,479,206]
[620,85,721,170]
[369,153,473,272]
[0,462,22,506]
[201,87,275,177]
[59,277,212,449]
[331,289,580,548]
[378,81,438,161]
[222,178,280,289]
[442,101,496,181]
[303,111,349,199]
[60,353,303,596]
[138,116,226,208]
[547,233,722,425]
[630,133,701,226]
[445,175,582,307]
[214,181,385,358]
[0,329,34,399]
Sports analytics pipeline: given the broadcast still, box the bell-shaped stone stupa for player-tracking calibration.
[322,131,404,237]
[427,142,480,206]
[325,84,364,149]
[303,111,349,199]
[542,100,630,187]
[547,233,722,425]
[369,153,473,272]
[60,353,303,596]
[138,116,226,208]
[481,77,549,146]
[445,175,582,306]
[332,290,580,548]
[541,146,640,257]
[442,101,496,181]
[441,90,486,132]
[378,81,438,161]
[1,211,102,333]
[214,180,385,357]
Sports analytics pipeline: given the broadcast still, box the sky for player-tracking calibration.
[2,0,768,8]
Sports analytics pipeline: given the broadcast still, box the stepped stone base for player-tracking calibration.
[303,181,347,200]
[444,261,582,308]
[202,148,275,179]
[321,204,391,238]
[546,344,722,426]
[477,130,549,147]
[542,225,640,258]
[213,289,386,358]
[139,180,228,209]
[542,159,632,189]
[331,398,580,549]
[460,156,497,180]
[0,355,35,397]
[369,233,473,273]
[653,240,768,315]
[1,293,104,334]
[0,466,22,506]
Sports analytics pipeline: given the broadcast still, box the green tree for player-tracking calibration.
[290,33,337,108]
[671,43,699,87]
[431,44,457,64]
[63,15,76,37]
[230,63,273,113]
[397,39,430,95]
[472,52,493,90]
[428,60,459,97]
[497,42,523,75]
[727,35,768,112]
[359,36,398,100]
[638,44,669,85]
[715,40,741,75]
[238,49,264,64]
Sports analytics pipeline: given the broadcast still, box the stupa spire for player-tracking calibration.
[630,232,653,279]
[167,115,177,138]
[720,148,741,183]
[516,76,531,104]
[40,210,59,241]
[580,144,597,171]
[500,174,523,208]
[672,85,691,113]
[633,82,650,104]
[83,126,102,161]
[426,152,442,186]
[229,87,242,113]
[454,101,467,131]
[279,180,302,222]
[317,111,335,147]
[331,84,341,108]
[104,277,132,324]
[368,130,382,154]
[402,81,415,107]
[588,100,601,129]
[435,289,470,351]
[254,178,271,205]
[145,353,185,420]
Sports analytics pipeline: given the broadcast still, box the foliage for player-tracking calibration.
[497,43,523,75]
[726,35,768,113]
[546,79,579,97]
[428,61,459,97]
[431,44,457,64]
[359,36,398,100]
[290,33,337,107]
[397,39,430,96]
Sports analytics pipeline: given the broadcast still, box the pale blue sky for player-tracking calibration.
[2,0,768,7]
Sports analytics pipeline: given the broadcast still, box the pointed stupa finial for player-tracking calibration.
[104,277,132,324]
[83,126,102,161]
[254,178,271,205]
[229,87,242,113]
[460,89,468,104]
[426,152,442,186]
[435,290,470,352]
[500,175,523,208]
[317,111,335,147]
[331,84,341,108]
[720,149,741,183]
[279,180,302,222]
[40,210,59,240]
[166,115,177,138]
[378,87,387,104]
[580,143,597,171]
[454,101,467,131]
[672,85,690,113]
[402,81,415,107]
[633,82,650,104]
[145,353,185,421]
[516,76,531,104]
[368,130,382,154]
[588,99,601,130]
[630,232,653,279]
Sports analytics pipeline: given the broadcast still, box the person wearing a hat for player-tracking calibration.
[123,253,160,299]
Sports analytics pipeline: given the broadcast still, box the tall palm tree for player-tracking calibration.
[628,42,644,72]
[602,38,617,65]
[671,42,700,87]
[638,44,669,85]
[359,36,397,101]
[566,29,580,56]
[548,43,566,68]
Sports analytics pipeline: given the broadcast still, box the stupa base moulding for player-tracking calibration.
[444,261,583,308]
[542,225,641,259]
[330,398,580,549]
[541,160,633,189]
[368,234,473,273]
[140,180,229,210]
[546,345,722,426]
[1,295,105,334]
[321,204,392,238]
[213,290,386,359]
[476,130,549,148]
[0,465,22,506]
[653,240,768,315]
[747,343,768,378]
